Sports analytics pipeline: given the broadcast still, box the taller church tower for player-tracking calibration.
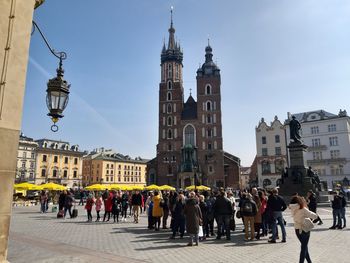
[156,10,184,185]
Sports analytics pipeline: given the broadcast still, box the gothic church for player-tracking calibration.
[147,12,240,189]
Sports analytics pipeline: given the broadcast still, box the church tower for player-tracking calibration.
[156,9,184,185]
[196,43,225,187]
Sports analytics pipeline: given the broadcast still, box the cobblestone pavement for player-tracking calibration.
[8,205,350,263]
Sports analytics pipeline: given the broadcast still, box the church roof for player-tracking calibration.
[181,95,197,120]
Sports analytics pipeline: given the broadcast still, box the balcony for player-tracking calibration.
[307,158,347,165]
[307,145,327,151]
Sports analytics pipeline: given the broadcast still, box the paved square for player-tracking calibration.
[8,205,350,262]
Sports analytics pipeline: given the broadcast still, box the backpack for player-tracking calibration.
[242,200,253,213]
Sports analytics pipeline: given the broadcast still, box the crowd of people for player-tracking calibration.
[38,186,347,262]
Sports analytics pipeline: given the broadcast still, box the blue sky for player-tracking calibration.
[23,0,350,166]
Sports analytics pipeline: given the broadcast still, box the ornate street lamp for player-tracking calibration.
[32,21,70,132]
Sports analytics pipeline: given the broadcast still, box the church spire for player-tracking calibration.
[168,6,176,50]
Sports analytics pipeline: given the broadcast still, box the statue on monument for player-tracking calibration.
[289,116,302,144]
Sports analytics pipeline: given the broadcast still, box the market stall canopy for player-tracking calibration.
[145,184,160,190]
[39,182,67,191]
[185,185,211,191]
[14,182,41,191]
[159,185,175,191]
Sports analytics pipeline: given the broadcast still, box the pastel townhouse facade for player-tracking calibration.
[35,139,84,188]
[16,134,38,183]
[255,116,288,188]
[82,148,148,187]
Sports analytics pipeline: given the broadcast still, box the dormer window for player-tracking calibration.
[43,142,47,148]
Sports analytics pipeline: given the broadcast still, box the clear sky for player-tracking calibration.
[23,0,350,166]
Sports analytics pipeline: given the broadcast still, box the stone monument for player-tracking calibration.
[279,116,317,199]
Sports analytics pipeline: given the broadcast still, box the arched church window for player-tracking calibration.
[184,124,195,146]
[167,129,172,139]
[167,92,172,101]
[167,116,172,126]
[168,64,172,78]
[206,101,212,111]
[167,81,172,90]
[167,103,172,113]
[207,114,212,123]
[206,84,212,95]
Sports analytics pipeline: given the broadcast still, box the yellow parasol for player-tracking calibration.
[14,182,41,191]
[145,184,160,191]
[131,185,144,191]
[185,185,211,191]
[159,185,176,191]
[85,184,109,191]
[39,182,67,191]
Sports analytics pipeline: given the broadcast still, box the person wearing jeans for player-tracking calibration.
[289,196,317,263]
[267,188,287,243]
[329,192,342,229]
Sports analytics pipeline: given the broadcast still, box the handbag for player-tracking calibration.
[302,218,314,232]
[236,210,241,219]
[198,225,204,237]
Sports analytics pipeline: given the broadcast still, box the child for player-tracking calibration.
[95,194,103,222]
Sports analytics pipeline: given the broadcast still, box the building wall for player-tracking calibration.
[255,117,287,188]
[286,110,350,188]
[83,155,147,186]
[16,138,38,183]
[35,141,83,188]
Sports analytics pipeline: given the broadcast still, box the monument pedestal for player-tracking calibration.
[279,143,317,199]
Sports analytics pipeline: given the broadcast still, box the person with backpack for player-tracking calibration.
[267,188,287,243]
[240,193,257,241]
[289,196,317,263]
[213,189,233,240]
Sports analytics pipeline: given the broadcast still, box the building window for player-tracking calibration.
[328,124,336,132]
[262,148,268,156]
[168,165,172,174]
[41,169,46,177]
[176,64,179,79]
[275,147,281,155]
[167,103,172,113]
[275,160,284,173]
[167,91,172,101]
[262,161,271,174]
[30,162,34,169]
[107,164,109,169]
[311,126,319,134]
[42,155,47,162]
[64,157,68,164]
[262,136,267,144]
[206,84,212,95]
[312,152,322,160]
[31,152,35,159]
[208,142,212,150]
[111,170,113,175]
[22,152,27,158]
[208,165,214,173]
[329,137,338,146]
[172,156,176,162]
[168,144,172,151]
[52,170,57,177]
[331,165,343,175]
[312,138,321,147]
[207,114,212,124]
[53,156,58,163]
[167,129,172,139]
[106,170,109,175]
[111,164,114,169]
[206,101,212,111]
[21,161,26,168]
[207,129,212,138]
[74,158,78,165]
[63,170,68,178]
[118,165,121,169]
[275,135,280,143]
[184,124,195,146]
[167,81,172,90]
[167,116,172,126]
[168,63,172,78]
[330,150,340,159]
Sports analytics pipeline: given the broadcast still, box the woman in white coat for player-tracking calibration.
[289,196,317,263]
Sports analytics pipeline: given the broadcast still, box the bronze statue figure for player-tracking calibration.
[289,116,302,144]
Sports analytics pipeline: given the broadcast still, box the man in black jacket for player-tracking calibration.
[213,189,233,240]
[131,191,142,223]
[267,188,287,243]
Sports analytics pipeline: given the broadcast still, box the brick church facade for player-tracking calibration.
[147,12,240,189]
